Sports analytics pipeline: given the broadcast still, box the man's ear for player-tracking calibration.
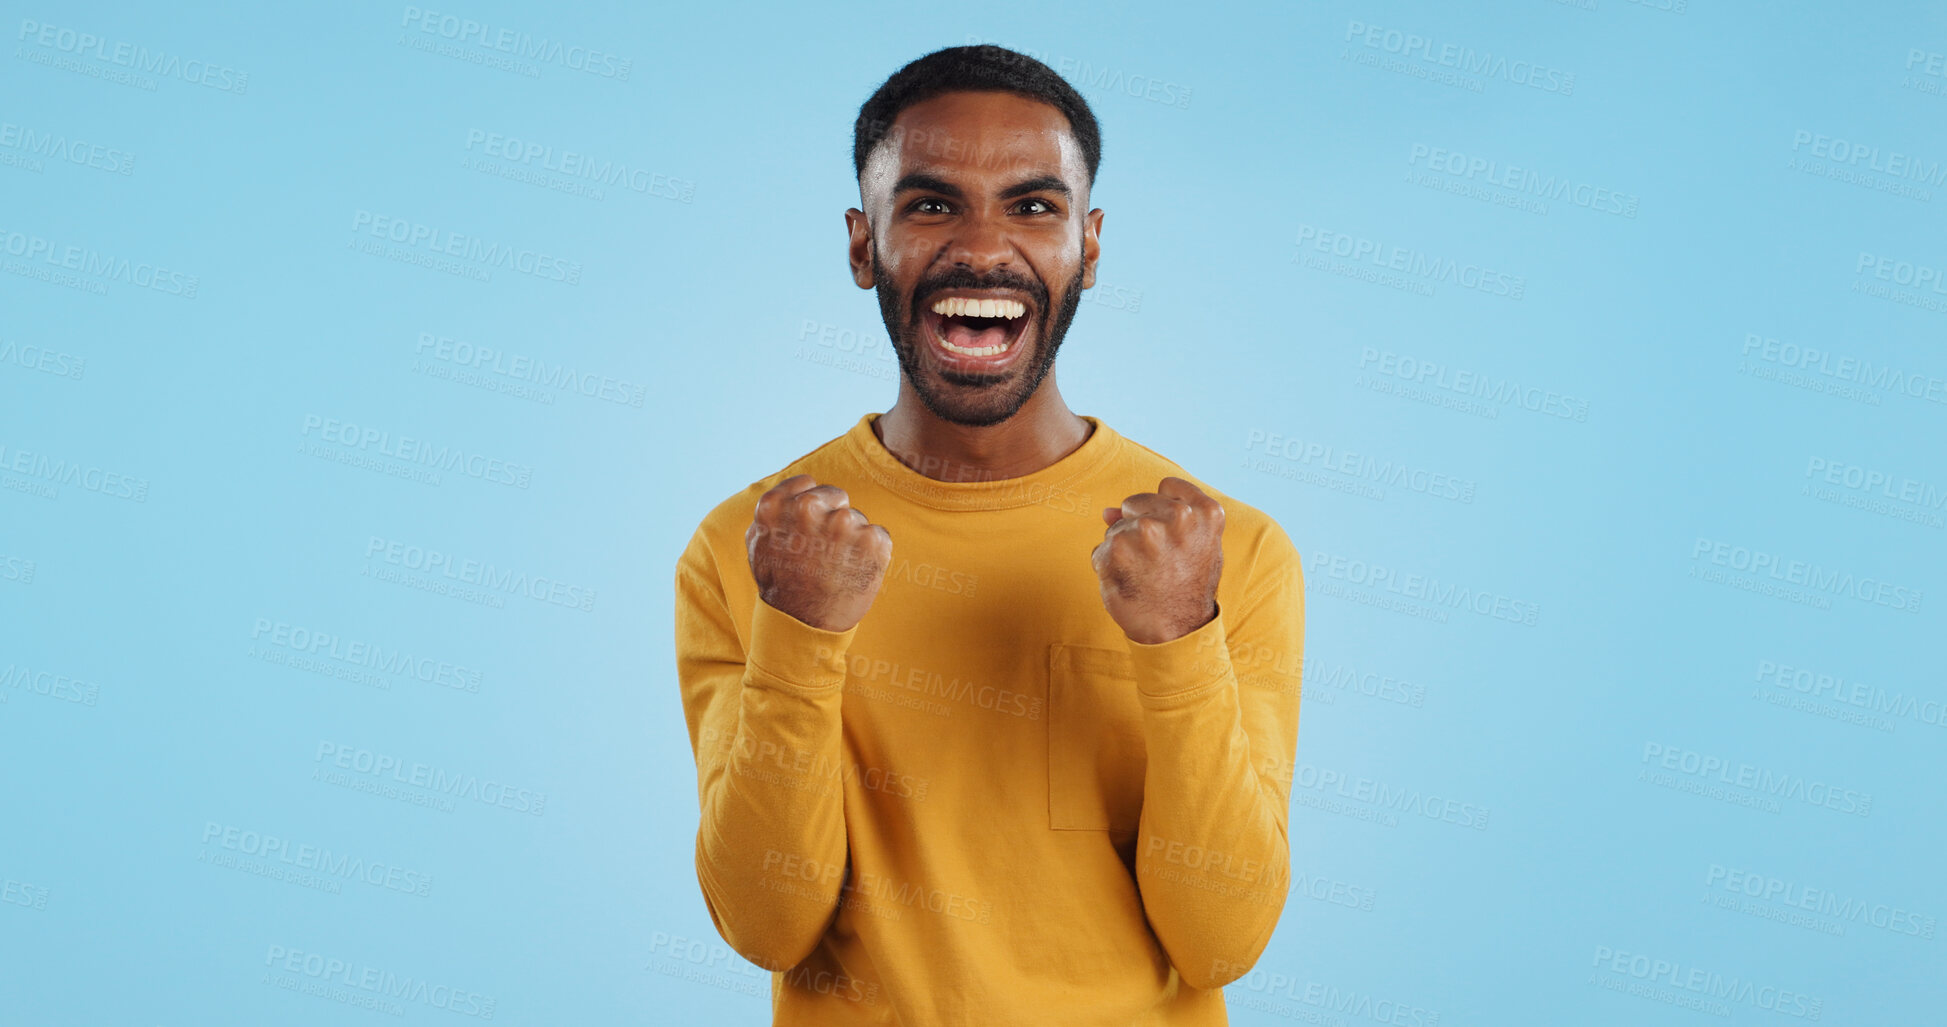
[1081,208,1104,290]
[845,208,874,289]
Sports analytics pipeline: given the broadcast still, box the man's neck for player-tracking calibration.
[871,383,1094,484]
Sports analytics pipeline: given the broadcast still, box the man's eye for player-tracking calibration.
[914,198,950,214]
[1017,199,1054,214]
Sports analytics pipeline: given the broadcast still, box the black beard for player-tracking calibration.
[872,241,1085,428]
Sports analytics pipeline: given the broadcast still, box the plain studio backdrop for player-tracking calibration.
[2,0,1940,1022]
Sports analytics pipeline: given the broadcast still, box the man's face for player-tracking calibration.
[848,91,1103,427]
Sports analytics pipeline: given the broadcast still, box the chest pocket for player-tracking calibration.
[1047,643,1147,836]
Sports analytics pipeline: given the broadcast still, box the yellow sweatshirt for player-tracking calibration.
[673,412,1305,1025]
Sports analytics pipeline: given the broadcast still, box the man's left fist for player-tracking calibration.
[1090,476,1224,644]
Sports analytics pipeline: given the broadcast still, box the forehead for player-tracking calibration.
[867,90,1083,193]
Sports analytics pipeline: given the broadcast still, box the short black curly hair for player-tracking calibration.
[853,44,1102,191]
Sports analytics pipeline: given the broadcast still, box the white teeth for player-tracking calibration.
[927,295,1026,357]
[929,296,1026,319]
[936,330,1010,357]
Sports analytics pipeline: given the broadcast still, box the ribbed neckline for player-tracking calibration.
[841,412,1122,511]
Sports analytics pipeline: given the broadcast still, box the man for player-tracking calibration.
[673,44,1305,1025]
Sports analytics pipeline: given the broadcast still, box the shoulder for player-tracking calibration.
[1110,424,1303,594]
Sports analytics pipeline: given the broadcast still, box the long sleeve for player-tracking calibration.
[1123,534,1305,991]
[673,532,856,971]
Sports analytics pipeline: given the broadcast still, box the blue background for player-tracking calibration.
[3,0,1941,1022]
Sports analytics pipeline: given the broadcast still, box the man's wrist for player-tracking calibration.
[749,595,857,692]
[1121,599,1218,645]
[1124,603,1230,702]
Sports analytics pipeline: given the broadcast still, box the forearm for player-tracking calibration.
[691,597,856,971]
[1126,608,1295,991]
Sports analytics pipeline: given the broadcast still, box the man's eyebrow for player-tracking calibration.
[998,175,1071,200]
[892,172,964,199]
[890,172,1073,201]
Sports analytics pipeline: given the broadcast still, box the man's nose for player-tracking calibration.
[944,211,1015,273]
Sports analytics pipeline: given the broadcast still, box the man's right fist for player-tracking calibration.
[745,474,892,632]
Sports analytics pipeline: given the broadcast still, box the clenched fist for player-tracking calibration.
[746,474,892,632]
[1090,476,1224,644]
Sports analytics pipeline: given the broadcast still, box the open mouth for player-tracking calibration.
[922,295,1032,364]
